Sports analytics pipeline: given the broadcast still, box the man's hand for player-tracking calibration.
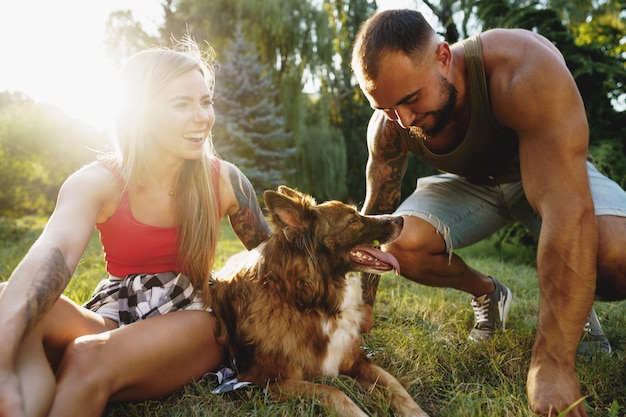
[527,360,587,416]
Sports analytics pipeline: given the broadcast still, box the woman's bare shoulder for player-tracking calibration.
[60,160,122,222]
[65,161,119,191]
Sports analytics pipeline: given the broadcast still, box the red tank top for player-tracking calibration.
[96,159,221,277]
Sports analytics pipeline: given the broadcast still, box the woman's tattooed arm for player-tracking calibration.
[25,247,72,329]
[227,164,271,250]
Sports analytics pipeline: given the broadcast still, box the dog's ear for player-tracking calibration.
[278,185,302,198]
[264,189,315,241]
[273,186,317,207]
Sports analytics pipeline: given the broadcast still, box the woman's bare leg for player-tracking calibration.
[50,310,223,417]
[11,292,115,417]
[15,330,55,417]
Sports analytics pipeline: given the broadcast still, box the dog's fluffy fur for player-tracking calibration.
[210,186,428,417]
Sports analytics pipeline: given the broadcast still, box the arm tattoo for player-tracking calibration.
[361,116,407,305]
[367,155,406,214]
[25,247,72,328]
[228,165,271,250]
[363,118,408,215]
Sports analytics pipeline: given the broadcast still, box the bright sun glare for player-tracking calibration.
[0,0,428,132]
[0,0,163,132]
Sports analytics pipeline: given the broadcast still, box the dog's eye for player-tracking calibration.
[348,217,360,225]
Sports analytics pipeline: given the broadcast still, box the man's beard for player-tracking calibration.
[409,75,458,141]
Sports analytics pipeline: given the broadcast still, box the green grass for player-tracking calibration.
[1,218,625,416]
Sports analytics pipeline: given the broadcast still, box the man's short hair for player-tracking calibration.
[352,9,437,87]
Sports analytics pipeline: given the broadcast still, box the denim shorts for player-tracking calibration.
[395,162,626,253]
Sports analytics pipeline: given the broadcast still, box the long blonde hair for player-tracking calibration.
[110,38,220,302]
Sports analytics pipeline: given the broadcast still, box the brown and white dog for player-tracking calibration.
[209,186,429,417]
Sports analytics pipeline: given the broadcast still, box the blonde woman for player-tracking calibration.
[0,38,270,417]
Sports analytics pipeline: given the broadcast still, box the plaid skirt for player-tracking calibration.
[83,272,208,326]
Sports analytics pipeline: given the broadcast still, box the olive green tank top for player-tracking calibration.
[395,34,520,184]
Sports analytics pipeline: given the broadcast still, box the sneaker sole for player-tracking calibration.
[498,287,513,331]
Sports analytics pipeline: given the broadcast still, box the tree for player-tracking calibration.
[212,26,295,195]
[0,92,109,217]
[312,0,377,203]
[470,0,626,187]
[458,0,626,249]
[104,10,161,67]
[103,0,626,198]
[297,93,348,201]
[420,0,471,42]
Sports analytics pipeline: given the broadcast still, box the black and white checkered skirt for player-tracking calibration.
[83,272,208,326]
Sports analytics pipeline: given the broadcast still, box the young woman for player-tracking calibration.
[0,38,271,417]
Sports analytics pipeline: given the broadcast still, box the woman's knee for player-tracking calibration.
[52,334,114,417]
[57,334,116,394]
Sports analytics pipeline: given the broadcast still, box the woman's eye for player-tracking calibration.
[174,102,191,109]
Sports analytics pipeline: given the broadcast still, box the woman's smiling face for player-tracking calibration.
[145,69,215,161]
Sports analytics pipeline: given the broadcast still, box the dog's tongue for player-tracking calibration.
[352,246,401,275]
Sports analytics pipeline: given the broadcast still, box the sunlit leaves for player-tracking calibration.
[0,92,109,216]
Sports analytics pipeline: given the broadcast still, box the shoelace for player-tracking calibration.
[471,296,491,324]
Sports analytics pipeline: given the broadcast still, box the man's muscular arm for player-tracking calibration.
[483,29,595,416]
[361,111,409,310]
[226,163,271,250]
[361,111,409,215]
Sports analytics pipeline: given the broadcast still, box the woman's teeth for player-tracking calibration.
[183,132,205,142]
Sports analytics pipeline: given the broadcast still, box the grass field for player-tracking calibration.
[1,217,625,416]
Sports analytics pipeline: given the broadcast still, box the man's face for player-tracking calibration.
[362,50,457,139]
[408,74,458,139]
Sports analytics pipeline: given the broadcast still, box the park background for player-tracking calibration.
[1,0,625,415]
